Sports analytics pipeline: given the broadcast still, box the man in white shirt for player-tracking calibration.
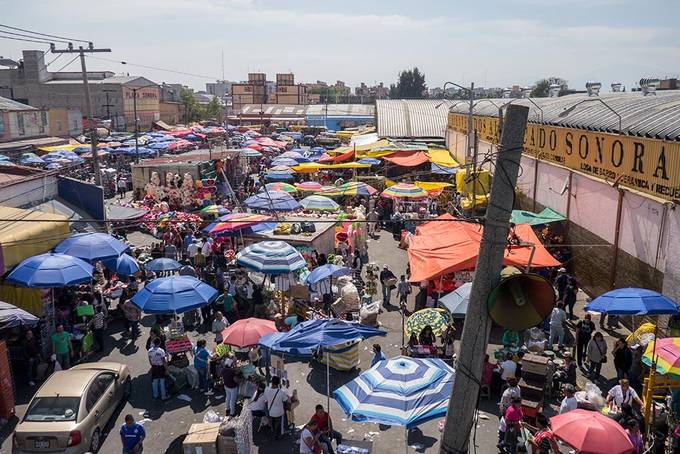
[212,311,229,343]
[548,302,567,350]
[499,376,521,414]
[607,378,644,409]
[559,384,578,414]
[499,352,517,381]
[187,239,200,259]
[201,239,213,258]
[300,419,320,454]
[147,338,168,400]
[263,376,289,439]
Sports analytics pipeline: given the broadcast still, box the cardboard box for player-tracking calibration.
[183,423,220,454]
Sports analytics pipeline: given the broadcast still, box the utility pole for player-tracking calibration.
[133,88,139,164]
[51,43,111,186]
[439,104,529,454]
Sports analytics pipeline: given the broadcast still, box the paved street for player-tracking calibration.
[1,227,627,454]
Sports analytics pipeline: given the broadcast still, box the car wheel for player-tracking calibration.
[124,377,132,399]
[90,428,101,453]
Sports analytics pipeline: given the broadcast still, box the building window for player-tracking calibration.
[17,114,25,135]
[0,115,4,136]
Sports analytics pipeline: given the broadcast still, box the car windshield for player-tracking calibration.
[25,397,80,422]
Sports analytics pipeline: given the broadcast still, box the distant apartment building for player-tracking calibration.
[0,50,159,131]
[0,96,48,142]
[355,82,389,99]
[232,73,267,112]
[273,73,308,105]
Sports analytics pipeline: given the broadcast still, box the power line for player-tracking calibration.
[0,23,90,43]
[0,33,53,45]
[53,55,80,73]
[0,29,70,44]
[86,55,221,80]
[45,53,64,67]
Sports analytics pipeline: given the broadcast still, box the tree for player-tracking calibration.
[531,76,567,97]
[390,67,427,99]
[180,87,203,122]
[204,97,222,119]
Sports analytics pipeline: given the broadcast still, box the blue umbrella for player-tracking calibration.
[148,142,169,150]
[259,331,314,358]
[54,232,129,262]
[102,253,140,276]
[46,163,62,170]
[144,258,182,272]
[585,288,679,315]
[264,171,295,181]
[357,158,381,166]
[239,149,262,158]
[236,240,306,275]
[131,275,218,314]
[306,264,352,285]
[271,158,299,167]
[244,191,302,212]
[278,318,387,351]
[334,356,455,428]
[71,146,91,153]
[0,154,10,161]
[6,253,93,288]
[438,282,471,318]
[20,156,45,165]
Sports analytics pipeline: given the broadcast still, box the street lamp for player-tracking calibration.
[558,97,622,132]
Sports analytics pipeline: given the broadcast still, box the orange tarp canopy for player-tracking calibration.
[407,215,560,282]
[383,151,429,167]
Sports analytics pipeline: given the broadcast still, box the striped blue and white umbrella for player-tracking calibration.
[334,356,454,428]
[236,241,307,275]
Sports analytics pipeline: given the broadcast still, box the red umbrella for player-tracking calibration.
[221,318,277,348]
[550,409,634,454]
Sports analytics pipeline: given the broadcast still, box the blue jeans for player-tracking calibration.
[56,352,70,370]
[588,361,602,380]
[225,386,238,416]
[197,367,208,391]
[319,431,343,454]
[382,285,391,305]
[152,377,167,399]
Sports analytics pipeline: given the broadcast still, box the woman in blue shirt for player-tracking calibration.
[192,339,212,394]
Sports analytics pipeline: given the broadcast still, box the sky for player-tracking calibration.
[1,0,679,93]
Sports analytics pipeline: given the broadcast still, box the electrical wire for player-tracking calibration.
[0,33,53,45]
[0,23,90,43]
[53,55,80,74]
[45,53,64,67]
[0,29,70,44]
[86,55,221,80]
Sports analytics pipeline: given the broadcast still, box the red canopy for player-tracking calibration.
[331,149,354,163]
[407,215,560,282]
[383,151,429,167]
[550,410,634,454]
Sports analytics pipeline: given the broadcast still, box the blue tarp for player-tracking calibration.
[277,318,386,351]
[585,288,679,315]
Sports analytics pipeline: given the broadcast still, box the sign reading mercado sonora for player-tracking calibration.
[448,113,680,201]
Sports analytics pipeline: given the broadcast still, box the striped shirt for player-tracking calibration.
[312,278,332,295]
[92,312,105,329]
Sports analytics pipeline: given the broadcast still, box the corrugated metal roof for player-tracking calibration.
[376,99,453,139]
[0,96,36,111]
[447,91,680,141]
[239,104,374,117]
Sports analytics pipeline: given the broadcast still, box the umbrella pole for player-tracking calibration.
[404,427,408,454]
[644,324,660,434]
[326,349,330,415]
[51,288,56,331]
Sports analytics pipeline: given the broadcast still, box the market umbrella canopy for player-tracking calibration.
[305,264,352,285]
[322,181,377,197]
[203,212,274,236]
[334,356,454,428]
[54,232,129,262]
[381,183,429,199]
[278,318,387,350]
[357,157,381,166]
[295,181,323,191]
[264,171,295,181]
[260,182,298,194]
[271,158,299,167]
[236,240,306,275]
[199,204,229,217]
[405,308,452,337]
[642,337,680,380]
[144,257,182,272]
[221,318,278,348]
[511,207,566,226]
[550,409,634,454]
[259,331,314,357]
[102,253,140,276]
[131,276,217,314]
[244,191,302,212]
[269,165,295,173]
[300,195,340,212]
[438,282,471,318]
[0,301,39,330]
[6,253,93,288]
[585,288,679,315]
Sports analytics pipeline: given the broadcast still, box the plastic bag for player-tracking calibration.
[203,409,221,423]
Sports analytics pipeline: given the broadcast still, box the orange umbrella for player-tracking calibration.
[221,318,277,348]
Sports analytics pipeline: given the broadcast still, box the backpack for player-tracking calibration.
[291,223,302,234]
[301,222,316,233]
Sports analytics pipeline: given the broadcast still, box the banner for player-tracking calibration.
[448,113,680,201]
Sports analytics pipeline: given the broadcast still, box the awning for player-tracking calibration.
[408,215,560,281]
[0,206,71,274]
[511,208,566,226]
[383,151,429,167]
[427,148,459,168]
[292,162,371,172]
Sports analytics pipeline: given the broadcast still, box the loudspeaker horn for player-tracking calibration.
[487,273,556,331]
